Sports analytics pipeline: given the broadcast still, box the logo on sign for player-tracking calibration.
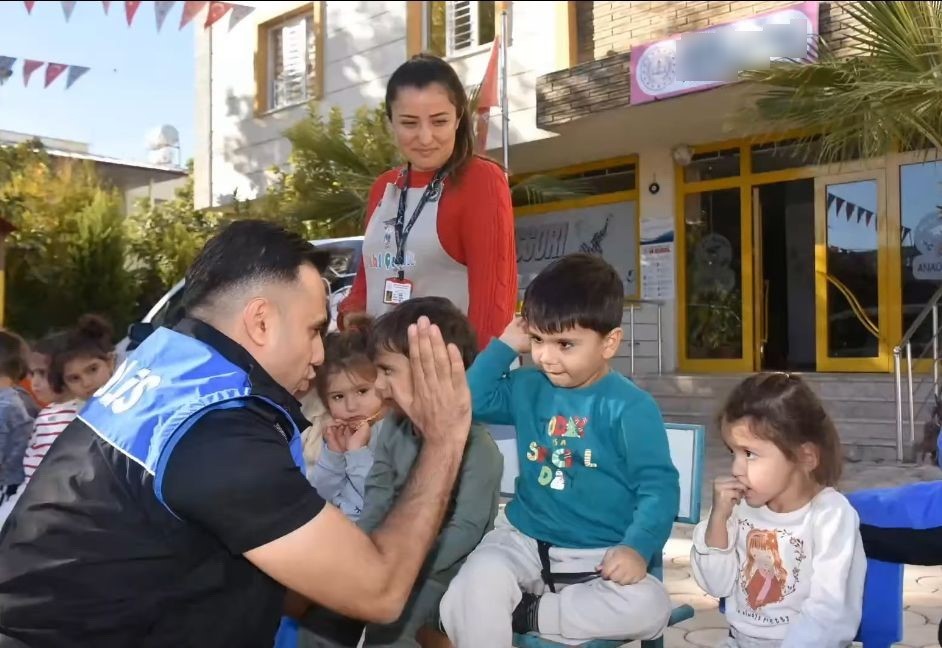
[912,211,942,281]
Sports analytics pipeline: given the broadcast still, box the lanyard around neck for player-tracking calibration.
[394,164,446,279]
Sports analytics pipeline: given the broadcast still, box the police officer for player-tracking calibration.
[0,220,473,647]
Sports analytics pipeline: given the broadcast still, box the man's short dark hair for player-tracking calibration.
[182,220,330,314]
[369,297,478,369]
[521,253,624,335]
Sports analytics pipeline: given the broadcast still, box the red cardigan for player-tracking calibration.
[338,156,518,350]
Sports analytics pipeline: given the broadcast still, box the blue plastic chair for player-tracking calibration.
[507,423,706,648]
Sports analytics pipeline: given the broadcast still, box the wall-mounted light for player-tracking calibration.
[672,144,694,167]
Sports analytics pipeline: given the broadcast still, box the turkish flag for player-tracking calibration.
[204,1,231,29]
[124,0,141,26]
[474,36,501,153]
[45,63,68,88]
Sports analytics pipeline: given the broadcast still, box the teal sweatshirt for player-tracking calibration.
[468,339,680,562]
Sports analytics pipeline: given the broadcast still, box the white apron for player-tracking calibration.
[362,172,470,317]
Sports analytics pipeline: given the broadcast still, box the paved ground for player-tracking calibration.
[657,441,942,648]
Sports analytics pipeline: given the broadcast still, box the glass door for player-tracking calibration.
[814,170,889,371]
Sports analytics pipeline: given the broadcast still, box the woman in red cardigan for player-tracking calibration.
[338,54,518,350]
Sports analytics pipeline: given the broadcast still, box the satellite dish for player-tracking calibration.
[146,124,180,150]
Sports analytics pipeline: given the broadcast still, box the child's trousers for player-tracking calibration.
[439,512,672,647]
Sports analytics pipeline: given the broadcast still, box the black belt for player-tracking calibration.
[536,540,599,593]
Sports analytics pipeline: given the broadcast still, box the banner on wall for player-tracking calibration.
[630,1,820,106]
[515,201,639,298]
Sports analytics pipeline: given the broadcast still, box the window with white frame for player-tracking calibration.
[426,1,497,57]
[267,11,316,111]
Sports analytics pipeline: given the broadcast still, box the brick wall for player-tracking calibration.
[537,1,857,129]
[577,1,857,63]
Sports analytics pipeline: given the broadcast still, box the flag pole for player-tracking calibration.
[500,9,510,171]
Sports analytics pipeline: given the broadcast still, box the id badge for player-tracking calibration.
[383,277,413,305]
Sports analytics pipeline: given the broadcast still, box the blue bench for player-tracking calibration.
[489,423,707,648]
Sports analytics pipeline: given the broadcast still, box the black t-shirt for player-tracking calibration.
[0,320,326,648]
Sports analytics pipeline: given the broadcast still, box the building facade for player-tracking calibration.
[194,0,940,383]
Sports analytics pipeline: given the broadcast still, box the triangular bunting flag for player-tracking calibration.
[125,0,141,26]
[0,57,15,86]
[845,201,854,221]
[102,1,110,13]
[856,206,863,224]
[228,3,254,31]
[155,1,176,31]
[180,0,207,29]
[44,63,68,88]
[826,193,836,209]
[23,59,43,86]
[865,210,873,228]
[204,1,232,29]
[834,197,845,215]
[66,65,90,89]
[23,1,35,14]
[61,0,77,20]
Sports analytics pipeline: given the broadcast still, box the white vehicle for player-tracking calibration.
[116,236,364,362]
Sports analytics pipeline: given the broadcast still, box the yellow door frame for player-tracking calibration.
[676,135,900,374]
[814,169,891,372]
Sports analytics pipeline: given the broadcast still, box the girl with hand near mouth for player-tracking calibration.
[309,317,387,522]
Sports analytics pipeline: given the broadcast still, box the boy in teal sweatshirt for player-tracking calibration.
[440,253,681,647]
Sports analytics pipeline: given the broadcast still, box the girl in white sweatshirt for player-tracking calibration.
[691,372,867,648]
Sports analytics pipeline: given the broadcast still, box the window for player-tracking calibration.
[426,1,497,57]
[262,7,320,112]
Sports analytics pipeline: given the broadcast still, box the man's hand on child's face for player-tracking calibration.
[500,316,531,354]
[598,546,647,586]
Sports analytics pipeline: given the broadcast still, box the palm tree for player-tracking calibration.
[273,96,589,234]
[736,1,942,164]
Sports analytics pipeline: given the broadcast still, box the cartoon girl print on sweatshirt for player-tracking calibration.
[742,528,789,610]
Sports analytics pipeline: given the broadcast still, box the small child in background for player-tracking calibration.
[691,372,867,647]
[0,331,36,513]
[21,331,80,486]
[310,317,387,522]
[50,314,116,403]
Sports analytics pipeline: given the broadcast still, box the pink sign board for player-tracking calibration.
[630,2,820,106]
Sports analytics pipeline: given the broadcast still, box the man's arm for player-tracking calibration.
[249,318,472,623]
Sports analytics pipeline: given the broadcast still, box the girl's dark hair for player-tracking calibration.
[719,372,843,487]
[49,314,115,393]
[385,53,477,178]
[0,330,29,382]
[314,314,377,405]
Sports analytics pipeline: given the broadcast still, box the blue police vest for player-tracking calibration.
[78,326,305,515]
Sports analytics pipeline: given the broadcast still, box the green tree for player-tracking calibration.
[737,1,942,163]
[1,144,137,340]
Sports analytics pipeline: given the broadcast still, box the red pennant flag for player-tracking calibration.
[102,1,111,13]
[474,36,501,152]
[125,0,141,25]
[44,63,68,88]
[179,1,207,29]
[23,59,43,86]
[23,1,35,13]
[204,1,231,29]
